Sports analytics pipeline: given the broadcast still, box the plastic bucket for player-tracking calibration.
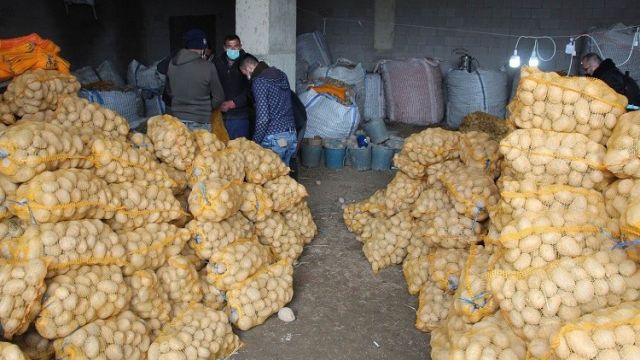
[323,138,347,170]
[363,117,389,144]
[301,137,323,168]
[347,144,372,171]
[371,144,395,171]
[385,136,405,155]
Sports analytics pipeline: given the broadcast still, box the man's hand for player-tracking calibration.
[220,100,236,112]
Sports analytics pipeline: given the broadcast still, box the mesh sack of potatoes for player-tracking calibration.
[428,325,450,360]
[240,182,273,222]
[147,303,240,360]
[413,207,484,249]
[410,182,451,219]
[498,209,617,271]
[397,128,460,167]
[605,111,640,178]
[0,218,25,255]
[369,171,425,217]
[228,137,290,184]
[118,223,190,276]
[227,259,294,331]
[199,268,225,311]
[0,121,93,183]
[283,201,317,244]
[207,239,274,291]
[425,159,465,186]
[0,103,15,126]
[156,255,203,307]
[13,327,54,360]
[402,254,430,296]
[415,281,452,332]
[488,249,640,358]
[543,301,640,360]
[604,179,640,220]
[438,167,500,221]
[52,310,151,360]
[263,175,308,212]
[11,169,118,223]
[2,69,80,118]
[0,342,29,360]
[0,258,47,339]
[107,182,183,231]
[453,245,499,324]
[0,175,16,221]
[426,248,469,293]
[50,96,130,140]
[186,214,254,260]
[188,179,243,222]
[500,128,612,191]
[509,66,627,145]
[362,210,413,273]
[459,111,513,142]
[342,201,377,237]
[405,224,432,260]
[128,132,154,157]
[91,137,175,188]
[192,129,226,154]
[160,163,189,195]
[147,115,196,171]
[180,245,207,272]
[459,131,502,178]
[188,148,245,185]
[126,269,171,338]
[36,264,131,339]
[392,152,426,179]
[255,212,304,261]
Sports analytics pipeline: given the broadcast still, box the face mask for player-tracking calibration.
[226,49,240,60]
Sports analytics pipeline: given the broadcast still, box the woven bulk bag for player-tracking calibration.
[364,72,385,120]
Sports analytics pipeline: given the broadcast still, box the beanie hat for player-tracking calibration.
[183,29,208,50]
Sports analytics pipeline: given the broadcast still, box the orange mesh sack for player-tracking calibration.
[263,175,308,212]
[459,131,502,178]
[0,258,47,340]
[155,255,203,309]
[226,259,294,331]
[255,212,304,261]
[605,111,640,178]
[119,223,190,275]
[362,210,413,273]
[125,269,171,338]
[192,129,225,154]
[542,301,640,360]
[283,201,317,244]
[497,209,616,271]
[11,169,119,223]
[36,264,132,339]
[509,66,627,145]
[107,182,183,231]
[228,137,290,184]
[147,115,196,171]
[186,214,254,260]
[413,207,484,249]
[188,147,245,185]
[426,247,469,293]
[206,239,273,290]
[415,280,452,332]
[488,249,640,359]
[0,342,30,360]
[453,245,499,324]
[402,254,429,295]
[0,121,93,183]
[50,96,129,140]
[188,179,243,222]
[0,174,16,221]
[147,303,240,360]
[240,182,273,222]
[52,310,151,360]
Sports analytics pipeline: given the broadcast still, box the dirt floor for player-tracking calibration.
[229,164,430,360]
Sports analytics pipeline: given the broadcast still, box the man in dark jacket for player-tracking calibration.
[582,53,640,105]
[213,35,252,139]
[239,55,297,166]
[166,29,225,130]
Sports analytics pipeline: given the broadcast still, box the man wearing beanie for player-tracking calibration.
[166,29,225,130]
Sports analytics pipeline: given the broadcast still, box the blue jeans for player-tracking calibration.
[224,118,250,139]
[260,131,298,166]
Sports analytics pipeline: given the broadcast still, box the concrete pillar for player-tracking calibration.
[236,0,296,88]
[374,0,395,50]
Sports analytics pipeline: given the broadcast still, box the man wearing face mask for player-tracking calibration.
[213,35,253,139]
[166,29,225,130]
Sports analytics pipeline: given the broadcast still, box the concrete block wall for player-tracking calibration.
[297,0,640,73]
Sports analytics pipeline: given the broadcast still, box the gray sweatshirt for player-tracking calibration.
[166,49,225,124]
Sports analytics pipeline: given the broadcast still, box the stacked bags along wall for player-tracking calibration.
[0,69,316,359]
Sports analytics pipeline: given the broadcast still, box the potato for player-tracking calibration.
[263,175,308,212]
[240,183,274,222]
[453,245,499,324]
[192,129,225,154]
[125,270,171,338]
[413,207,483,249]
[228,137,290,184]
[147,115,196,171]
[606,111,640,178]
[0,341,29,360]
[207,239,273,290]
[366,171,425,217]
[128,132,154,157]
[342,201,378,237]
[426,248,469,293]
[107,182,183,231]
[2,70,80,118]
[396,128,460,167]
[459,131,502,178]
[254,212,305,261]
[0,175,17,221]
[362,211,413,273]
[156,255,203,310]
[282,201,317,245]
[50,97,129,140]
[415,280,452,332]
[439,166,499,221]
[186,214,254,260]
[118,223,190,275]
[188,147,245,185]
[604,179,640,219]
[188,179,243,222]
[402,255,430,296]
[199,268,225,311]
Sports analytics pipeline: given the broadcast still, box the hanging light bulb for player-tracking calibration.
[509,49,521,68]
[529,41,539,67]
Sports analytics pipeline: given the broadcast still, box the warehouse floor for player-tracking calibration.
[229,166,429,360]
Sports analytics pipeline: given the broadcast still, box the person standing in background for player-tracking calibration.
[581,53,640,106]
[214,35,253,139]
[166,29,225,130]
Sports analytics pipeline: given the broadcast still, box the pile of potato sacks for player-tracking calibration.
[0,69,316,359]
[344,66,640,359]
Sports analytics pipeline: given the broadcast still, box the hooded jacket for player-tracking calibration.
[251,63,295,144]
[213,51,251,119]
[592,58,640,105]
[166,49,225,124]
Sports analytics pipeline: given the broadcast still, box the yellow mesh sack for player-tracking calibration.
[125,269,171,338]
[107,182,184,231]
[0,258,47,340]
[226,259,294,331]
[147,114,196,171]
[439,167,499,222]
[413,209,483,249]
[13,327,54,360]
[2,69,80,117]
[50,96,129,140]
[192,128,225,154]
[119,223,190,276]
[36,264,131,339]
[453,245,499,324]
[52,310,150,360]
[342,201,377,237]
[488,249,640,358]
[405,227,431,260]
[179,242,206,272]
[542,302,640,360]
[415,280,452,332]
[509,66,627,145]
[429,324,450,360]
[396,128,460,167]
[402,254,429,296]
[127,132,154,157]
[392,152,426,179]
[207,239,273,290]
[188,179,243,222]
[499,128,612,191]
[263,175,308,212]
[0,342,30,360]
[0,121,93,183]
[605,111,640,178]
[158,162,188,195]
[459,131,502,178]
[211,109,230,145]
[199,268,225,311]
[425,159,465,186]
[255,212,304,261]
[188,147,245,185]
[362,210,413,273]
[410,182,451,219]
[367,171,425,217]
[0,175,16,221]
[228,137,290,184]
[147,303,240,360]
[604,178,640,220]
[0,218,25,256]
[426,247,468,293]
[283,201,317,245]
[155,255,203,308]
[186,214,254,260]
[240,182,273,222]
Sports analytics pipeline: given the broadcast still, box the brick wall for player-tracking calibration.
[297,0,640,73]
